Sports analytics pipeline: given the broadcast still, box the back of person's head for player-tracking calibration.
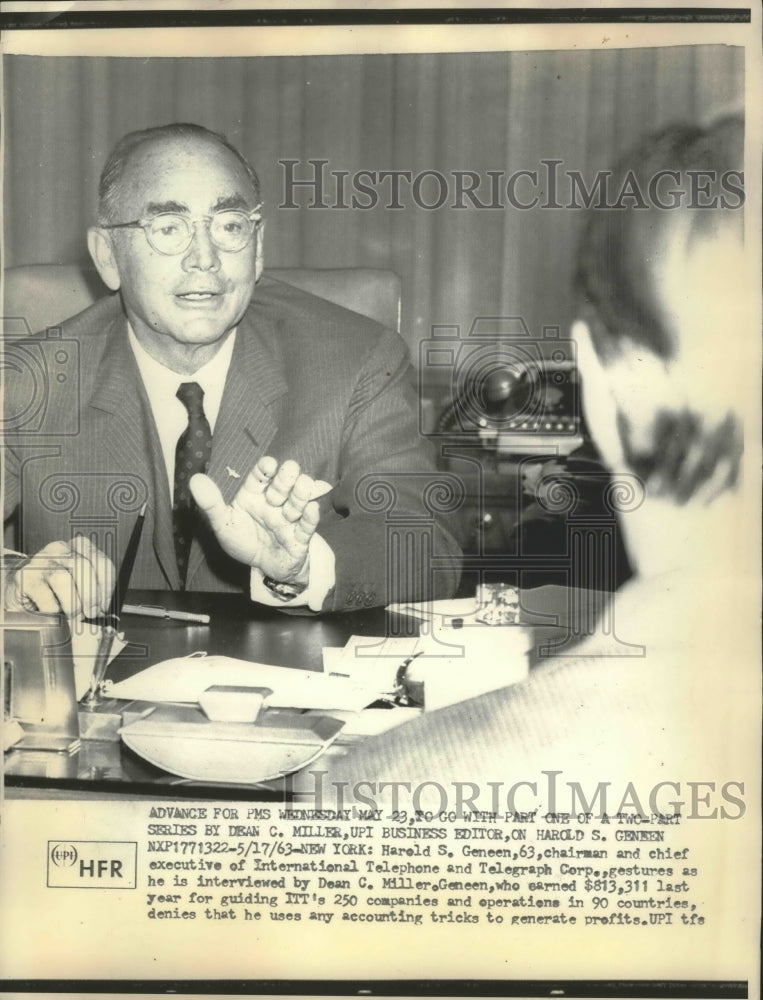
[574,115,745,505]
[97,122,261,224]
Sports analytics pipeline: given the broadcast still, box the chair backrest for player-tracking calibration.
[2,263,401,337]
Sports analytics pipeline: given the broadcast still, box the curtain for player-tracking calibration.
[4,48,744,391]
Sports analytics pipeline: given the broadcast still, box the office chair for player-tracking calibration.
[2,263,402,337]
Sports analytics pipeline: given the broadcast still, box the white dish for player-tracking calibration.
[119,705,344,783]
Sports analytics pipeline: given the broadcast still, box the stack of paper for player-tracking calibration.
[105,655,380,712]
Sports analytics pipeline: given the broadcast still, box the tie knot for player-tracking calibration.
[176,381,205,416]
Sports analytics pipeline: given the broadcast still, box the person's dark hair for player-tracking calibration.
[575,115,744,503]
[97,122,261,224]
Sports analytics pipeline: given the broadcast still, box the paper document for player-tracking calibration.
[104,655,379,712]
[325,629,530,711]
[386,597,479,623]
[323,634,419,692]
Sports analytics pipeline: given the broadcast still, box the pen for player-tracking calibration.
[107,501,148,618]
[121,604,211,625]
[83,503,147,702]
[85,503,148,709]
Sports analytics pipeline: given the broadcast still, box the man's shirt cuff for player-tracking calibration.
[249,533,336,612]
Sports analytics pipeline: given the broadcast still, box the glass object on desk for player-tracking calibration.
[475,583,519,625]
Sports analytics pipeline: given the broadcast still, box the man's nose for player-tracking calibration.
[181,220,221,271]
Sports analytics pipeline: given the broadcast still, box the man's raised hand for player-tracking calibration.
[190,457,321,583]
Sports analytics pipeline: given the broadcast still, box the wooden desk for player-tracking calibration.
[4,585,607,800]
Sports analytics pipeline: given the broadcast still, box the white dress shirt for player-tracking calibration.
[127,326,334,611]
[128,325,235,495]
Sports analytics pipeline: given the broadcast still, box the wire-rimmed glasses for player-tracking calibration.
[101,206,263,256]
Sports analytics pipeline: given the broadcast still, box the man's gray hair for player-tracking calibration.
[97,122,261,224]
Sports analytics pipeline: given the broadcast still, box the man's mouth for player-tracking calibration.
[176,291,221,301]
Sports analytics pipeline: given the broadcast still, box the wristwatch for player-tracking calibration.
[262,576,308,602]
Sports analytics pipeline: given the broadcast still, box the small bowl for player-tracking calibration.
[198,685,273,723]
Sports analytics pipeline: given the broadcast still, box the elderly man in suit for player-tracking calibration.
[4,123,461,616]
[319,115,753,807]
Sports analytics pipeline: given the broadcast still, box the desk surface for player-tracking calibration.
[4,586,607,800]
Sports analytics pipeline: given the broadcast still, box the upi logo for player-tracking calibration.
[49,843,78,867]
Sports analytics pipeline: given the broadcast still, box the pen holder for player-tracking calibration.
[80,623,121,708]
[78,698,126,742]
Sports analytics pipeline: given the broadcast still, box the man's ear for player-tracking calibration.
[254,220,266,282]
[87,227,122,292]
[572,319,624,472]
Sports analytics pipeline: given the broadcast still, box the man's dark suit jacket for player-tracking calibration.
[4,277,461,610]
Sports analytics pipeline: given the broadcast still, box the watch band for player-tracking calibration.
[262,575,308,602]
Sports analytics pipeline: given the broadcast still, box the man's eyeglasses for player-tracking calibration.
[101,207,263,256]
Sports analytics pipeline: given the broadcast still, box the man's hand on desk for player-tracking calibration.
[3,536,115,618]
[190,456,321,585]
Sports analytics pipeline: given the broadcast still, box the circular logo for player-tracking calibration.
[50,843,78,867]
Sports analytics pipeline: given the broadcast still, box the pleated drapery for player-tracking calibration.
[5,49,743,382]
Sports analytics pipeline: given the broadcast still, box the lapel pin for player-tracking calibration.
[226,466,242,479]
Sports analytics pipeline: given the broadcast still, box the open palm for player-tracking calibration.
[190,457,320,582]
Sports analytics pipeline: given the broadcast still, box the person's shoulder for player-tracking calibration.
[19,293,123,348]
[55,293,123,340]
[248,274,403,361]
[3,296,122,416]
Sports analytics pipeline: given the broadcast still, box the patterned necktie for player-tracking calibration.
[173,381,212,587]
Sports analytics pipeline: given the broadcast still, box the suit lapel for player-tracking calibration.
[186,308,288,587]
[89,317,178,588]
